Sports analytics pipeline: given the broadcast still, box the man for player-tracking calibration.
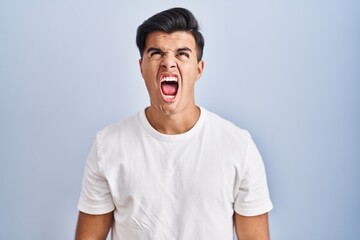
[75,7,272,240]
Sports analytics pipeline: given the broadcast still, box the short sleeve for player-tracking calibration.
[77,137,115,214]
[234,135,273,216]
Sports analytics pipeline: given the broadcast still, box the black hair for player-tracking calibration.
[136,7,205,62]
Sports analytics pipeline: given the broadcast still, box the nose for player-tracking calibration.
[161,52,177,70]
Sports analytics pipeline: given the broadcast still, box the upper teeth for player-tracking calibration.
[161,76,178,82]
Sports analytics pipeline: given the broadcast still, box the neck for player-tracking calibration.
[145,105,201,135]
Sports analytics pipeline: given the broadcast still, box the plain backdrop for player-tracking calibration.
[0,0,359,239]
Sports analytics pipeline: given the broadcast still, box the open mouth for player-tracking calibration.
[160,76,178,100]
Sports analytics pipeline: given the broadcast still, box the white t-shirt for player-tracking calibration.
[78,107,273,240]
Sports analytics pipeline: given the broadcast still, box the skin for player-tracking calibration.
[75,30,270,239]
[75,211,113,240]
[139,31,204,134]
[235,212,270,240]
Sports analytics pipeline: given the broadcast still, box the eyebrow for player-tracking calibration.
[146,47,192,54]
[177,47,192,52]
[146,47,162,54]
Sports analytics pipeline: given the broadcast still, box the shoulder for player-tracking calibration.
[95,111,142,146]
[201,107,255,159]
[201,107,258,169]
[202,107,251,141]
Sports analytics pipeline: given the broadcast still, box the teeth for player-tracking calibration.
[164,95,175,99]
[161,76,178,82]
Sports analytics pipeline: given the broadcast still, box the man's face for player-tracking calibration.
[139,31,204,116]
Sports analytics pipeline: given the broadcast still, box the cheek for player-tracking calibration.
[182,64,200,81]
[142,67,159,91]
[141,61,158,74]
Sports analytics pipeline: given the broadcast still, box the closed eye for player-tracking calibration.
[176,51,190,58]
[147,48,164,58]
[150,50,163,57]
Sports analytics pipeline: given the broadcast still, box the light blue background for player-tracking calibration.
[1,0,359,239]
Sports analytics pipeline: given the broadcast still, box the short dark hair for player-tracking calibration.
[136,7,205,62]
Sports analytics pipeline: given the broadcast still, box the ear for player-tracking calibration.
[139,59,143,74]
[195,60,204,81]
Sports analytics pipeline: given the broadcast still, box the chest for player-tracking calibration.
[105,137,236,207]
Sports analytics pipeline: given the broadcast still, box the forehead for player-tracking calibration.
[145,31,196,50]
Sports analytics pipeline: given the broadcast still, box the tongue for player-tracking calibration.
[161,83,177,95]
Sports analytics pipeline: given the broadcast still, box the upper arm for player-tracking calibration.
[78,138,115,215]
[234,133,273,217]
[75,211,114,240]
[234,212,270,240]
